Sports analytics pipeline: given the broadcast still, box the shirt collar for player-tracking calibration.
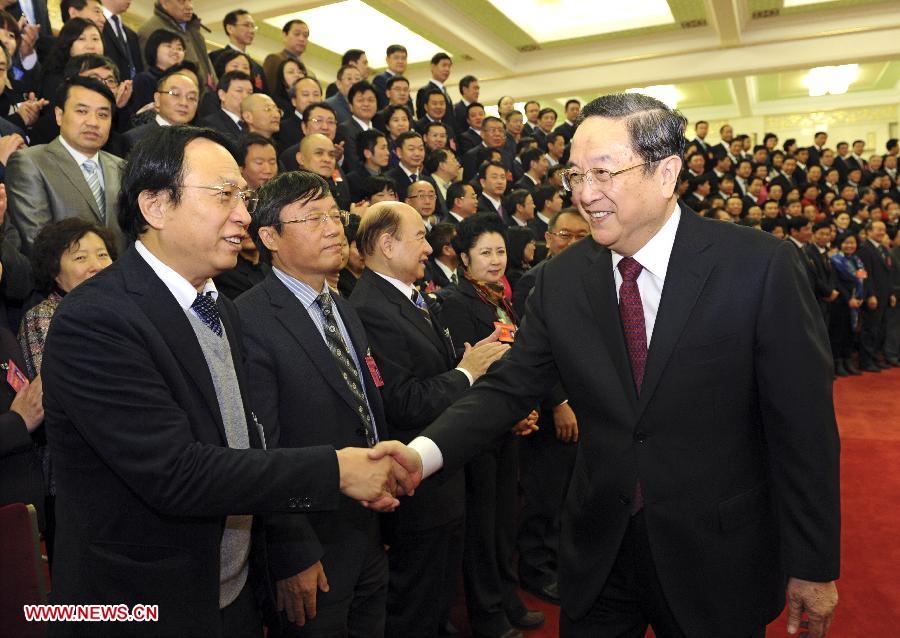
[788,236,805,250]
[430,79,444,90]
[537,212,550,225]
[400,163,419,178]
[102,7,116,20]
[434,259,455,280]
[610,204,681,285]
[58,135,98,166]
[272,266,329,310]
[372,270,416,304]
[222,108,241,123]
[155,114,173,127]
[483,193,501,209]
[352,115,372,130]
[134,240,217,308]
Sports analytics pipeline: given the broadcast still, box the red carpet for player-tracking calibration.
[451,366,900,637]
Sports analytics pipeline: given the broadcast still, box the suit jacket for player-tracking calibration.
[124,120,161,152]
[212,255,270,301]
[328,176,352,210]
[349,268,467,531]
[101,17,143,81]
[41,247,340,636]
[337,118,368,175]
[262,50,295,97]
[420,209,840,635]
[476,194,505,220]
[414,81,454,128]
[384,165,419,201]
[803,244,837,318]
[553,121,576,144]
[414,116,455,143]
[856,239,892,301]
[453,101,470,135]
[457,127,483,157]
[235,273,384,583]
[462,143,512,182]
[199,109,244,139]
[514,174,540,194]
[372,70,392,109]
[325,93,352,125]
[277,112,303,155]
[6,138,125,255]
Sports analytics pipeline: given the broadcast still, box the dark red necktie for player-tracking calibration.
[618,256,646,513]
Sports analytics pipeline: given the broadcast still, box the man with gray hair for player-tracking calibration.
[372,93,841,638]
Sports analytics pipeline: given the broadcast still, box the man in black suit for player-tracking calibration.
[805,221,839,329]
[522,101,540,137]
[424,222,458,290]
[373,76,413,132]
[199,71,252,137]
[462,116,510,181]
[277,77,322,153]
[373,93,840,638]
[124,71,199,150]
[690,119,714,169]
[336,81,379,175]
[476,160,508,221]
[41,126,413,637]
[423,148,459,217]
[278,102,338,172]
[209,9,268,93]
[350,202,507,637]
[532,108,557,150]
[346,129,390,202]
[384,131,425,201]
[514,147,548,193]
[414,87,455,142]
[414,52,453,127]
[297,134,351,210]
[100,0,143,80]
[857,220,896,371]
[808,131,828,167]
[552,99,580,144]
[454,74,479,134]
[712,123,733,160]
[770,156,800,194]
[372,44,407,109]
[237,172,390,636]
[457,101,485,157]
[443,181,478,226]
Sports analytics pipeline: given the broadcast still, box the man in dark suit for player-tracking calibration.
[514,148,548,193]
[210,10,268,93]
[237,171,389,636]
[476,161,509,221]
[423,148,459,218]
[277,77,323,153]
[124,70,199,151]
[857,220,896,371]
[414,52,453,127]
[336,81,379,176]
[199,71,252,137]
[350,202,507,637]
[424,222,458,290]
[372,44,407,109]
[373,93,840,638]
[521,101,540,137]
[6,78,124,255]
[456,102,484,157]
[770,156,800,194]
[414,88,456,143]
[805,221,839,328]
[100,0,143,80]
[296,134,351,210]
[462,116,511,181]
[41,126,411,637]
[262,19,308,92]
[552,99,580,144]
[454,74,479,134]
[384,131,425,201]
[808,131,828,167]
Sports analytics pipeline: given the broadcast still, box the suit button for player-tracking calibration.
[355,427,367,438]
[618,494,631,506]
[301,497,312,510]
[287,497,299,509]
[634,431,647,443]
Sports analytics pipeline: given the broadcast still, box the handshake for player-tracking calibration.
[335,441,426,512]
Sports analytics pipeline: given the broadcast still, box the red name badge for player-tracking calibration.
[6,359,28,393]
[494,322,517,343]
[365,354,384,387]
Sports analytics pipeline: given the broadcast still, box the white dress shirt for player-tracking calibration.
[134,241,218,309]
[409,204,683,476]
[58,135,105,190]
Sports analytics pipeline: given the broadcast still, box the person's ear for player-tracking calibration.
[658,155,683,198]
[257,226,280,254]
[138,190,167,231]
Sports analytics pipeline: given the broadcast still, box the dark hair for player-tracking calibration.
[282,19,307,34]
[446,181,469,210]
[278,57,307,92]
[577,93,685,174]
[361,175,396,199]
[395,130,422,149]
[213,48,252,79]
[452,213,507,257]
[357,128,386,162]
[695,120,708,127]
[423,121,447,137]
[222,8,249,31]
[348,80,376,105]
[118,126,234,241]
[237,133,276,165]
[545,131,565,147]
[424,148,452,174]
[548,208,583,231]
[479,159,506,180]
[538,107,557,120]
[55,75,116,111]
[459,75,477,92]
[345,213,361,245]
[356,203,402,256]
[157,65,199,91]
[287,75,319,99]
[302,101,336,123]
[812,220,830,232]
[502,188,531,217]
[251,170,330,261]
[217,70,251,93]
[31,218,117,291]
[423,86,445,105]
[385,75,408,91]
[763,132,778,144]
[44,18,101,75]
[0,10,21,53]
[524,100,539,110]
[144,29,186,68]
[60,0,97,23]
[482,115,503,130]
[533,184,558,211]
[341,48,365,66]
[852,139,864,147]
[506,226,535,268]
[427,222,456,259]
[466,101,484,117]
[386,44,406,56]
[336,64,356,81]
[564,99,581,110]
[430,52,451,66]
[63,53,118,82]
[520,147,543,172]
[786,216,811,234]
[516,137,537,154]
[886,138,898,152]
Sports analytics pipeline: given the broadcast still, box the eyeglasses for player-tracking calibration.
[308,116,337,126]
[409,192,436,201]
[547,230,589,241]
[260,105,284,116]
[183,184,258,213]
[279,210,349,228]
[159,88,199,104]
[85,75,119,88]
[561,160,657,192]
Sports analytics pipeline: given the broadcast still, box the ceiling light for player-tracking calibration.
[802,65,859,97]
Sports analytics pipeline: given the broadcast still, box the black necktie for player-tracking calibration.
[191,292,222,337]
[410,173,418,183]
[316,292,377,446]
[113,16,136,79]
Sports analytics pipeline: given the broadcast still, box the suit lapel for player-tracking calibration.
[121,249,227,443]
[364,269,448,355]
[334,294,388,431]
[98,152,119,220]
[47,139,103,221]
[581,242,636,405]
[265,277,362,416]
[635,212,714,420]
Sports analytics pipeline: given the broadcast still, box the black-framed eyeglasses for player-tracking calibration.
[158,88,199,104]
[547,230,589,241]
[279,210,349,229]
[85,75,119,88]
[183,184,258,213]
[561,160,657,192]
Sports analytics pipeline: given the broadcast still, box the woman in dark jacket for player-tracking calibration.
[504,225,536,293]
[439,213,542,637]
[830,232,866,375]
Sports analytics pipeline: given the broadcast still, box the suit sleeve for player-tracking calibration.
[239,314,325,578]
[41,295,342,518]
[355,301,469,430]
[755,240,840,581]
[423,264,561,474]
[6,151,52,255]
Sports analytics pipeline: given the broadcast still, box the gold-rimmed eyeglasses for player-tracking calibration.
[279,210,349,228]
[561,160,657,192]
[183,184,258,213]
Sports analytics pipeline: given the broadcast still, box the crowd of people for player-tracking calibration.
[0,2,887,637]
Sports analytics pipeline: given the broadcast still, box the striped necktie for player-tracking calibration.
[82,159,106,222]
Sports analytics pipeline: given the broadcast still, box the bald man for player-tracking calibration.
[241,94,282,139]
[125,72,199,150]
[406,180,438,231]
[298,133,351,210]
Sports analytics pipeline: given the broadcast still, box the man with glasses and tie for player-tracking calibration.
[372,93,841,638]
[124,69,199,150]
[6,76,124,255]
[236,171,391,637]
[40,126,413,637]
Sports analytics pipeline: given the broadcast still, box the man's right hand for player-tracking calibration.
[367,441,424,489]
[335,447,416,511]
[10,375,43,433]
[276,561,329,627]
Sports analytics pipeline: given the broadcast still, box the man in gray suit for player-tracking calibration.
[6,77,125,255]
